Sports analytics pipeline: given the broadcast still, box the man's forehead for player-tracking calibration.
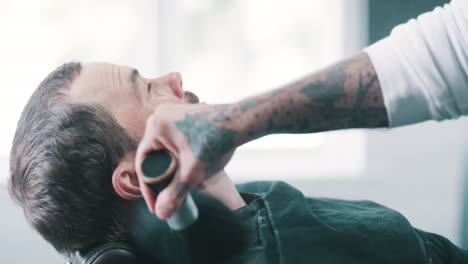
[74,63,134,86]
[82,62,128,77]
[67,63,132,103]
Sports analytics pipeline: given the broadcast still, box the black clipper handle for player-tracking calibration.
[140,149,199,230]
[141,150,177,195]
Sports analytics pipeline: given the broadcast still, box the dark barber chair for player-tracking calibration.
[69,242,154,264]
[68,192,249,264]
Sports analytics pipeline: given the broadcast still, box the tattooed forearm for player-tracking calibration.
[240,91,282,112]
[173,52,388,166]
[235,52,388,143]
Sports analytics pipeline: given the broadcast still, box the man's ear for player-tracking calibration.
[112,152,141,200]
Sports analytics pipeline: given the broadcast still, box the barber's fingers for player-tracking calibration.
[154,156,203,219]
[136,117,159,170]
[136,111,178,212]
[135,133,166,213]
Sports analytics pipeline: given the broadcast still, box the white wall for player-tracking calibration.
[0,184,63,263]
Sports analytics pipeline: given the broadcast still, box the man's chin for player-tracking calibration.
[183,91,200,104]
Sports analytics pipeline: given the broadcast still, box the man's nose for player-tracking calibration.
[150,72,183,97]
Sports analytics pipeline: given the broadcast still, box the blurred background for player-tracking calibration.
[0,0,465,262]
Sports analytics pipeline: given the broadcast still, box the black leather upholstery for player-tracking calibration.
[69,242,154,264]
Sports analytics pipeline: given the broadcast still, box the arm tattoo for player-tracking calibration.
[173,52,388,167]
[176,114,236,162]
[240,91,282,112]
[239,52,388,139]
[175,112,236,177]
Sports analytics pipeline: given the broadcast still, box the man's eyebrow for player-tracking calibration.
[128,68,140,89]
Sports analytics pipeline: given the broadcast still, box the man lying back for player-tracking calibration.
[8,61,467,263]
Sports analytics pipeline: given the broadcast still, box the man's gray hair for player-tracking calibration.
[9,62,137,255]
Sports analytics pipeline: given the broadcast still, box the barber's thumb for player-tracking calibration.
[155,180,191,219]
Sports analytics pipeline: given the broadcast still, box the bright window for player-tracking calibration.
[162,0,369,181]
[0,0,368,183]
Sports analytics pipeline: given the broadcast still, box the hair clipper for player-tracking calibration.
[141,150,199,230]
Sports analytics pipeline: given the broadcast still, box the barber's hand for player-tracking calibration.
[135,102,238,219]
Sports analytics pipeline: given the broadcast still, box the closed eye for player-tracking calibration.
[147,83,152,92]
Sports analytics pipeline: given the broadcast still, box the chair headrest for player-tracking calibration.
[69,242,154,264]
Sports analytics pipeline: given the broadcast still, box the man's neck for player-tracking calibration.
[202,170,246,210]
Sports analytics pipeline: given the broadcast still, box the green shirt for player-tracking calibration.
[129,181,426,263]
[231,181,426,264]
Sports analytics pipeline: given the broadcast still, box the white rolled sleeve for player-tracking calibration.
[364,0,468,127]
